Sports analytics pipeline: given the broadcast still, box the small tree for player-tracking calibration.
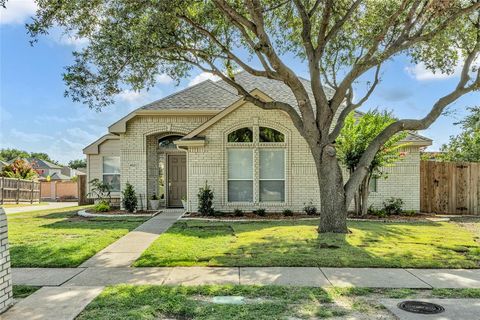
[122,182,138,212]
[0,159,38,180]
[198,181,214,216]
[68,159,87,169]
[337,111,407,216]
[438,107,480,162]
[88,178,112,203]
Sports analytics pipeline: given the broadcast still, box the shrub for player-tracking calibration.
[282,209,294,216]
[402,210,417,216]
[233,209,244,217]
[88,178,112,203]
[254,208,266,217]
[303,200,318,215]
[151,194,158,200]
[198,181,214,216]
[382,197,404,215]
[1,159,38,180]
[122,182,138,213]
[94,200,110,212]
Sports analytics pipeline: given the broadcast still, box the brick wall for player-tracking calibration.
[96,106,423,213]
[0,208,12,314]
[187,102,422,212]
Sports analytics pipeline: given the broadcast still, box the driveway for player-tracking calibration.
[2,202,78,214]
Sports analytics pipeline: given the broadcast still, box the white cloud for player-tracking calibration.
[117,89,145,103]
[188,72,220,87]
[156,74,174,84]
[66,127,97,142]
[0,0,37,25]
[405,54,480,81]
[10,128,54,143]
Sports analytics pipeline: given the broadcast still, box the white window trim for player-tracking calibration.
[225,125,287,206]
[102,156,121,192]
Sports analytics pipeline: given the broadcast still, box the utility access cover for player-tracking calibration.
[397,301,445,314]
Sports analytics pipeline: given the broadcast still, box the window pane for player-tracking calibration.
[260,150,284,179]
[260,181,285,202]
[103,156,120,174]
[228,128,253,142]
[103,174,120,192]
[228,180,253,202]
[228,149,253,179]
[159,135,183,149]
[259,127,284,142]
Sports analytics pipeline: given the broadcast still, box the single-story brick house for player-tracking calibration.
[84,72,432,212]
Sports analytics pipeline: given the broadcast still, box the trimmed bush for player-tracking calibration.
[254,208,266,217]
[382,197,403,215]
[94,200,110,212]
[282,209,294,216]
[303,201,318,215]
[198,181,214,216]
[122,182,138,213]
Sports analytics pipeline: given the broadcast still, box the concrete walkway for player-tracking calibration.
[79,209,184,267]
[4,209,184,320]
[2,202,78,214]
[12,267,480,289]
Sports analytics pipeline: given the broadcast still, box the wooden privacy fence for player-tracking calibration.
[40,181,78,201]
[420,161,480,215]
[0,177,41,204]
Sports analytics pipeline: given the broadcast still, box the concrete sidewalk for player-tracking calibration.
[12,267,480,289]
[79,209,184,267]
[2,202,78,214]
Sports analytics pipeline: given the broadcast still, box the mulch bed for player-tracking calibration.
[183,211,320,220]
[183,212,441,222]
[85,209,154,215]
[348,213,436,220]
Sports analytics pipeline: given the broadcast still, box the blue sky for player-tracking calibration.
[1,1,478,164]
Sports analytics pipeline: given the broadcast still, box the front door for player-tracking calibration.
[168,155,186,207]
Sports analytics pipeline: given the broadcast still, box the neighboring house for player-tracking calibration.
[8,158,63,180]
[84,72,432,211]
[61,166,85,179]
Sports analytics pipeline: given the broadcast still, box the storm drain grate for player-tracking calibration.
[397,301,445,314]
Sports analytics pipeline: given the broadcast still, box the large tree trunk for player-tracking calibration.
[316,145,349,233]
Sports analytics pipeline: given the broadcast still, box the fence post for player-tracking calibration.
[16,178,20,204]
[30,180,34,204]
[0,177,3,205]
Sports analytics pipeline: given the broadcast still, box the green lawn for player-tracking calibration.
[134,219,480,268]
[8,206,148,267]
[12,285,40,299]
[76,285,480,320]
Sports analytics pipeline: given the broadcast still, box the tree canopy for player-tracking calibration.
[439,106,480,162]
[68,159,87,169]
[337,110,407,215]
[0,148,60,164]
[21,0,480,233]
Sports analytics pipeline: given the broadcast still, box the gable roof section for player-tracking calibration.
[83,134,120,155]
[105,71,431,145]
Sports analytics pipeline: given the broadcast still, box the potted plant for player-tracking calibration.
[149,194,160,210]
[159,194,166,208]
[181,195,187,209]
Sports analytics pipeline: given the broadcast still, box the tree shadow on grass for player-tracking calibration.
[157,219,479,268]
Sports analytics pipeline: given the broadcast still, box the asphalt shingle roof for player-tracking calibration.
[136,71,430,143]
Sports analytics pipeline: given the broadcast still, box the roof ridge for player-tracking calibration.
[140,79,217,110]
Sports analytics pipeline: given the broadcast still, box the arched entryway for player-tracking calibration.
[146,133,187,208]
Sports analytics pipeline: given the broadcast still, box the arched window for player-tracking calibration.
[227,127,253,142]
[158,135,183,149]
[259,127,284,142]
[227,125,286,203]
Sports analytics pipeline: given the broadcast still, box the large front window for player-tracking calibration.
[103,156,120,192]
[227,126,286,203]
